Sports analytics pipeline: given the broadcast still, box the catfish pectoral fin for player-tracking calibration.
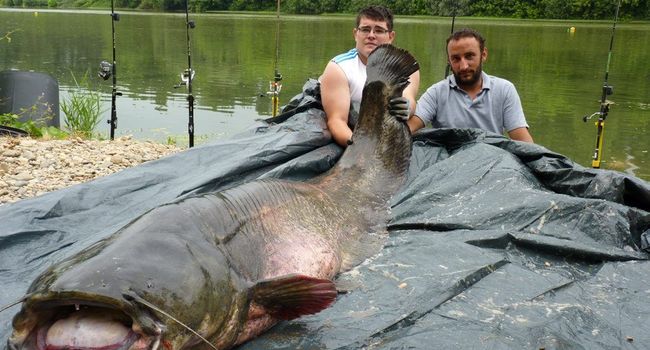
[252,274,337,320]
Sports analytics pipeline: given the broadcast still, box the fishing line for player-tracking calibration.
[582,0,622,168]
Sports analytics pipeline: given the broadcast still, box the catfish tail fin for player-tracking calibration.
[365,44,419,97]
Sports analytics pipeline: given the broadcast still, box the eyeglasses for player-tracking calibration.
[356,26,390,36]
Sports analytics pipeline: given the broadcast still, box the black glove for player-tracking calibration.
[389,96,410,122]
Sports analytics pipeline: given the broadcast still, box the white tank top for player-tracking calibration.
[331,48,366,104]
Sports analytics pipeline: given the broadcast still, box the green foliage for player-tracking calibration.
[391,0,432,15]
[344,0,389,14]
[191,0,225,12]
[111,0,139,7]
[432,0,466,16]
[284,0,322,14]
[535,0,574,19]
[0,112,68,139]
[318,0,339,13]
[60,71,105,139]
[228,0,273,11]
[0,113,34,135]
[21,0,49,7]
[2,0,648,21]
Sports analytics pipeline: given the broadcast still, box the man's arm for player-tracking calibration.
[404,70,429,134]
[401,70,424,134]
[403,70,420,117]
[508,127,534,143]
[391,70,423,133]
[320,61,353,147]
[502,81,533,143]
[407,115,425,133]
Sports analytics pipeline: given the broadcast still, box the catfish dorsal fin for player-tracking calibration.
[252,274,337,320]
[365,44,420,97]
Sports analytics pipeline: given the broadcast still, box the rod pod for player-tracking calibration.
[582,0,621,168]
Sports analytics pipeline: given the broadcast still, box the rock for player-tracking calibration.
[0,136,182,205]
[110,155,125,165]
[3,149,21,157]
[13,172,34,181]
[22,150,36,160]
[12,180,29,187]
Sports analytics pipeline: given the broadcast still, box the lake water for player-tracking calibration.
[1,9,649,180]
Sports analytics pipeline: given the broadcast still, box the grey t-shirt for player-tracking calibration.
[414,72,528,134]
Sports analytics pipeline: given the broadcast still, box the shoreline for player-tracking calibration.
[0,136,182,205]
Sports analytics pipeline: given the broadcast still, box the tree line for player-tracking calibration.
[3,0,649,20]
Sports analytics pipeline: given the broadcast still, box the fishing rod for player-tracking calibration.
[444,1,457,78]
[98,0,121,140]
[582,0,622,169]
[267,0,282,117]
[176,0,196,148]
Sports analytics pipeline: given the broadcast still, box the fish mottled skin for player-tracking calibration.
[7,44,419,350]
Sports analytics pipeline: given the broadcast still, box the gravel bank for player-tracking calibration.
[0,136,182,205]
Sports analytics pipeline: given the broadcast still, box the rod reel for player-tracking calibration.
[175,69,196,88]
[266,71,283,97]
[266,71,282,117]
[582,84,615,168]
[582,84,614,122]
[98,60,112,80]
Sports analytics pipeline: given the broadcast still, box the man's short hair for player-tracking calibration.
[356,6,394,31]
[447,28,486,52]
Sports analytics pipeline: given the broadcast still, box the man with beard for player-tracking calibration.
[320,5,421,147]
[408,28,533,142]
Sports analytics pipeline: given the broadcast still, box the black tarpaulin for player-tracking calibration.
[1,83,649,349]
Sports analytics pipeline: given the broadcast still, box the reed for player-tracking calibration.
[61,71,105,139]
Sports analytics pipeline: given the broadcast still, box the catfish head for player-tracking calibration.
[6,224,252,350]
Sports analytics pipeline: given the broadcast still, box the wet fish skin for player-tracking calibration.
[7,44,419,350]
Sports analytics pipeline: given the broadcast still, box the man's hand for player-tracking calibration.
[389,96,410,122]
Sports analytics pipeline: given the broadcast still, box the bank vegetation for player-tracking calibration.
[2,0,649,20]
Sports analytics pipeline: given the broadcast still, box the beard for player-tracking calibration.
[453,62,483,88]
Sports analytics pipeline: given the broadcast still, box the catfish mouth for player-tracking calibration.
[10,301,162,350]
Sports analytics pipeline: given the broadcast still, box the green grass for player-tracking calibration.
[60,71,105,139]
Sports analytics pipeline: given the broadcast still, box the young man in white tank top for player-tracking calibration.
[319,6,421,147]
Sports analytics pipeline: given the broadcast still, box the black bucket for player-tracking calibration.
[0,70,60,128]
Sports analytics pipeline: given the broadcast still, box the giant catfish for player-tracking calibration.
[6,44,419,350]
